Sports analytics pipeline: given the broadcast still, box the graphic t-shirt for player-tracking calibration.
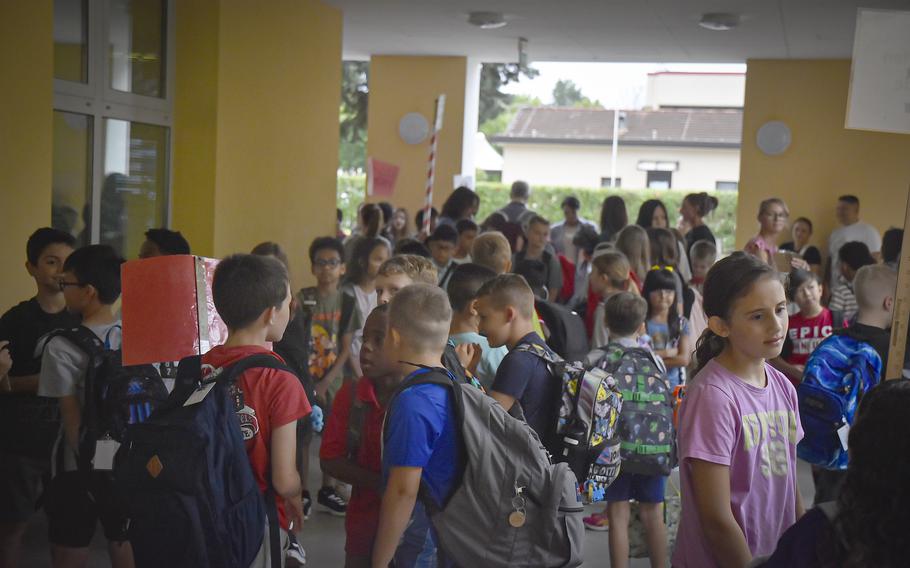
[201,345,311,529]
[784,308,835,366]
[304,288,360,393]
[673,359,802,567]
[646,317,690,387]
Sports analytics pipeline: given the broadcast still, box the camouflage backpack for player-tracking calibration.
[589,342,676,476]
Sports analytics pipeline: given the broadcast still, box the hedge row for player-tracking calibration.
[337,176,739,253]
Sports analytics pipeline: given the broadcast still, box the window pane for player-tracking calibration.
[54,0,88,83]
[102,119,169,257]
[52,111,93,245]
[109,0,166,98]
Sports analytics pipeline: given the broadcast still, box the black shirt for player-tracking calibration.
[780,241,823,266]
[836,323,891,372]
[685,224,716,255]
[0,298,79,377]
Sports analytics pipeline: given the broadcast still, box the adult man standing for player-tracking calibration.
[498,180,531,224]
[550,195,598,263]
[828,195,881,288]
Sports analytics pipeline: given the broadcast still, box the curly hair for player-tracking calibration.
[818,379,910,567]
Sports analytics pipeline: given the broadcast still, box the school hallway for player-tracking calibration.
[18,447,817,567]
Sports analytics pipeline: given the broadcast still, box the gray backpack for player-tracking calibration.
[386,368,584,568]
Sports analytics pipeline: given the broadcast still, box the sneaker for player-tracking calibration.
[286,533,307,566]
[317,486,347,517]
[302,490,312,520]
[583,512,609,531]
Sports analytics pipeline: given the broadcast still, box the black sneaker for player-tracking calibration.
[302,490,312,520]
[286,532,306,567]
[317,486,347,517]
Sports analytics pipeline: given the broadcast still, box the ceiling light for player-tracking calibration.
[698,13,741,31]
[468,11,507,29]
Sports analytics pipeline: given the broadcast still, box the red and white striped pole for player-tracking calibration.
[423,95,446,235]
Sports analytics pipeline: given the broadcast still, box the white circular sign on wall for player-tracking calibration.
[399,112,430,145]
[756,121,792,156]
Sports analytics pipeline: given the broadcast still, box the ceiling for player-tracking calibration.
[325,0,910,63]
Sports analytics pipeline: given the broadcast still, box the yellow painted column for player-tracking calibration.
[0,1,53,310]
[173,0,342,288]
[366,56,467,220]
[737,60,910,252]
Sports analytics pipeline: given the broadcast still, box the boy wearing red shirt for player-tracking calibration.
[320,304,396,567]
[204,254,311,566]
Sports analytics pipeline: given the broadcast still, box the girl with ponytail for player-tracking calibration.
[673,252,805,568]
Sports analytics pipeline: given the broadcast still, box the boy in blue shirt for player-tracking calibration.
[476,274,561,455]
[446,263,508,389]
[373,284,462,568]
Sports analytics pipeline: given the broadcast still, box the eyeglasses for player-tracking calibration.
[764,212,789,220]
[313,259,342,268]
[58,280,84,292]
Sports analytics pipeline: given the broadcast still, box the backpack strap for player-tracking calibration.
[339,289,356,334]
[347,385,367,461]
[513,341,563,367]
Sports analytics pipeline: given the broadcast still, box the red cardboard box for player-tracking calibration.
[121,255,229,366]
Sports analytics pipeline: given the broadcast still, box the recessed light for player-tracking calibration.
[468,11,507,29]
[699,13,741,31]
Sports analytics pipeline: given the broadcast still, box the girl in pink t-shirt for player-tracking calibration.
[674,252,805,568]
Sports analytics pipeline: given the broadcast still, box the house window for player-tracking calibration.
[716,181,739,191]
[646,171,672,189]
[53,0,175,258]
[600,177,621,188]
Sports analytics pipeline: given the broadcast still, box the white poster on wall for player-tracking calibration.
[846,8,910,134]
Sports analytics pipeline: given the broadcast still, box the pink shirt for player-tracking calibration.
[746,235,778,262]
[672,359,803,567]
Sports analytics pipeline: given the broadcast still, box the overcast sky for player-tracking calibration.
[502,62,747,109]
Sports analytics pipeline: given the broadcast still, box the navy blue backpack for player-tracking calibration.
[116,354,288,568]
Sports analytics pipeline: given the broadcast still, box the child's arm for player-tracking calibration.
[372,466,422,568]
[321,458,381,490]
[794,476,805,519]
[271,421,304,529]
[320,331,354,392]
[59,395,82,451]
[658,332,691,369]
[489,390,516,412]
[769,357,804,384]
[690,459,752,568]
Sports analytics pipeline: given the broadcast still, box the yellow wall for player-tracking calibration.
[0,1,53,310]
[172,0,343,288]
[737,60,910,252]
[367,56,467,220]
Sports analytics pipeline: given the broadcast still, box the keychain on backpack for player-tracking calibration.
[509,485,527,528]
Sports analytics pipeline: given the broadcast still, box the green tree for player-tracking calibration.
[478,63,539,126]
[339,61,369,172]
[552,79,602,108]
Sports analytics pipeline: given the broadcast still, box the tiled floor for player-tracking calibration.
[18,449,816,567]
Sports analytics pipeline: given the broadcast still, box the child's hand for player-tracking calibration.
[0,341,12,379]
[285,493,304,531]
[455,343,482,375]
[790,257,810,272]
[315,375,332,401]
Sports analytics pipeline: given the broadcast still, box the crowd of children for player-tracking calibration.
[0,184,906,568]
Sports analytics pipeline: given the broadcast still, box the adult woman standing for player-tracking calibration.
[779,217,823,275]
[680,192,719,254]
[438,186,480,228]
[744,198,789,265]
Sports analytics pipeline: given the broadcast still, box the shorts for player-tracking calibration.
[603,472,667,504]
[345,508,380,557]
[0,453,48,523]
[44,471,129,547]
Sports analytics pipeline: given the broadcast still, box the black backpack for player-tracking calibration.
[43,325,167,471]
[534,299,590,362]
[117,354,289,568]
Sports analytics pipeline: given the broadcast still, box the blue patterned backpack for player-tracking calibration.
[797,333,882,470]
